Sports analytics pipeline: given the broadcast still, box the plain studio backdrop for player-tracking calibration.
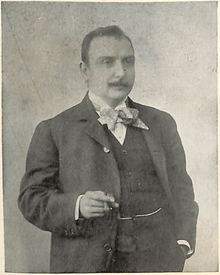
[2,1,217,272]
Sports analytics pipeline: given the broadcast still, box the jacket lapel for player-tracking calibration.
[141,129,172,199]
[84,120,111,150]
[130,99,172,198]
[77,94,111,150]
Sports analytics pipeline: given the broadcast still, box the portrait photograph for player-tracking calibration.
[2,1,217,273]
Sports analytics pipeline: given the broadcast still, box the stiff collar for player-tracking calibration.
[74,92,152,130]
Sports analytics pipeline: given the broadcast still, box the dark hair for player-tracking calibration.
[81,25,134,65]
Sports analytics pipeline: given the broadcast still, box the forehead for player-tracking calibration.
[88,36,134,60]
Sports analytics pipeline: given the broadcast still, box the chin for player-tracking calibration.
[110,87,131,99]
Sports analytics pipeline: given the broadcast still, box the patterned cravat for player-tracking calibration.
[99,107,149,131]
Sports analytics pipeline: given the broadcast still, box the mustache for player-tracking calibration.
[108,81,129,87]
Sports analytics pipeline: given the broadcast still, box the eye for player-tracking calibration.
[103,59,112,65]
[123,57,135,65]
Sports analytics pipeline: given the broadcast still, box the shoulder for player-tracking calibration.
[54,101,84,123]
[33,101,85,145]
[131,100,177,128]
[37,100,83,129]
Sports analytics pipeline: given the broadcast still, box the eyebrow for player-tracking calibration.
[97,55,135,60]
[122,56,135,60]
[98,56,115,60]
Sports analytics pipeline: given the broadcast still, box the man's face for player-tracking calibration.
[82,35,135,107]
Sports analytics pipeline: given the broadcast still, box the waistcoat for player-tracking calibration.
[104,125,167,216]
[104,125,171,252]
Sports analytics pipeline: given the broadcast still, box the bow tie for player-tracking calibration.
[98,107,149,131]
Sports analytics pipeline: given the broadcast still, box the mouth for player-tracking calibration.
[109,83,128,88]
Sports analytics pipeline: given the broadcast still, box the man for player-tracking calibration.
[18,26,199,273]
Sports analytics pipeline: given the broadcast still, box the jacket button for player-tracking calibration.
[104,243,112,252]
[103,147,110,153]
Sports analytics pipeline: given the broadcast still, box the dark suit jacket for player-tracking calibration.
[18,94,199,272]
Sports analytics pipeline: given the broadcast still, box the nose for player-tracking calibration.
[114,60,126,79]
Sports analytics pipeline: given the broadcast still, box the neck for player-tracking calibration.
[89,91,127,109]
[103,98,125,109]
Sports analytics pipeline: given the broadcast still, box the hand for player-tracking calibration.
[179,245,189,258]
[79,191,119,219]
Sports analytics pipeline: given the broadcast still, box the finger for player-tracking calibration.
[90,199,104,208]
[90,212,105,218]
[88,191,115,203]
[91,206,106,213]
[91,202,110,213]
[103,201,110,212]
[90,200,119,209]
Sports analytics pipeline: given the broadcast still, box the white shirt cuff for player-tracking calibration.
[75,194,84,220]
[177,240,193,256]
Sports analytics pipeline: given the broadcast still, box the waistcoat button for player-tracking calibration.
[104,243,112,252]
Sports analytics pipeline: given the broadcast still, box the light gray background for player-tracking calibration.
[2,1,217,272]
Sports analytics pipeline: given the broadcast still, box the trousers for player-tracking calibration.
[107,212,186,272]
[110,238,186,272]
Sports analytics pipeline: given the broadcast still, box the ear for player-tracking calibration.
[80,62,89,79]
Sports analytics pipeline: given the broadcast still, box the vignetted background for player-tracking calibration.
[2,1,217,272]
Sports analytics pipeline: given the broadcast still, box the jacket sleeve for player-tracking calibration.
[160,113,199,256]
[18,120,82,237]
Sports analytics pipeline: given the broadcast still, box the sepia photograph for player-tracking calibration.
[2,1,217,272]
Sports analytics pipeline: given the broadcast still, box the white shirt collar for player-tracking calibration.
[88,91,149,131]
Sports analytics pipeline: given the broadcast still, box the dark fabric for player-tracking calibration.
[111,229,186,272]
[115,209,172,253]
[104,125,167,217]
[110,210,186,272]
[111,215,186,272]
[18,94,199,273]
[103,128,185,272]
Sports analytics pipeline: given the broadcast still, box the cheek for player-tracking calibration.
[126,69,135,81]
[97,71,112,83]
[89,67,114,85]
[90,70,104,82]
[91,75,109,87]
